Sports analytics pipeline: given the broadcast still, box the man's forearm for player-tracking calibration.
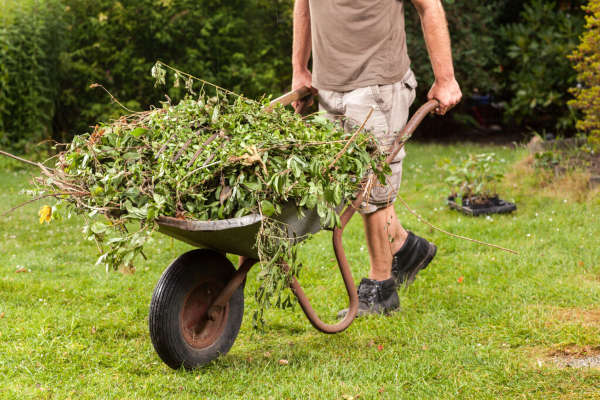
[413,0,455,83]
[292,0,311,73]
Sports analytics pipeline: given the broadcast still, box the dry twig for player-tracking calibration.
[327,107,374,171]
[396,195,519,254]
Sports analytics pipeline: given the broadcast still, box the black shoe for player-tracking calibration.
[337,277,399,319]
[391,231,437,287]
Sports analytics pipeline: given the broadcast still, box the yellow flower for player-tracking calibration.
[38,206,52,224]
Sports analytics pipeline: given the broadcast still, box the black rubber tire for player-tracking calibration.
[148,249,244,370]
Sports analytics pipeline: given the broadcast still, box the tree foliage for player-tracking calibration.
[1,0,294,152]
[56,0,294,142]
[569,0,600,149]
[405,0,503,101]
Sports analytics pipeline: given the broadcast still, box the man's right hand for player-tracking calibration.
[292,68,318,113]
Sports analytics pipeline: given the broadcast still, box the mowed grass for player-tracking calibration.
[1,143,599,399]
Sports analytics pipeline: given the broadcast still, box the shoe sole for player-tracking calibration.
[337,305,400,320]
[403,243,437,286]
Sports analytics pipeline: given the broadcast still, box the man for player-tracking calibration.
[291,0,462,316]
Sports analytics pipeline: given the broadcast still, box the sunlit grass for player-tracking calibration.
[1,143,599,399]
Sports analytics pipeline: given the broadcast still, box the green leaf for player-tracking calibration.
[130,127,148,138]
[123,152,141,161]
[243,181,262,191]
[90,221,108,234]
[260,200,275,216]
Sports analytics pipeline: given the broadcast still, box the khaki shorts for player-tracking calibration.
[318,69,417,214]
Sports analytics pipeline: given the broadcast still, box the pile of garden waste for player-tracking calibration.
[32,63,389,322]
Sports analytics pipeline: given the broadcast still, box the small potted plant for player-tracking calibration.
[439,153,516,216]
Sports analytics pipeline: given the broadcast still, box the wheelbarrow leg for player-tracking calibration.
[207,257,257,321]
[289,198,363,334]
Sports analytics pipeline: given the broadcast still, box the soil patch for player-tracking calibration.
[581,273,600,284]
[527,344,600,370]
[524,306,600,369]
[546,307,600,328]
[547,345,600,369]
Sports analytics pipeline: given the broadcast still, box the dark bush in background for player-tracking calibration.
[404,0,505,137]
[405,0,585,136]
[1,0,293,152]
[405,1,503,105]
[0,0,66,153]
[0,0,589,153]
[56,0,294,142]
[498,0,584,133]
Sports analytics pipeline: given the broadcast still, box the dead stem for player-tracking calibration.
[89,83,140,113]
[156,61,250,101]
[1,192,85,218]
[396,195,519,255]
[327,107,374,171]
[0,149,54,170]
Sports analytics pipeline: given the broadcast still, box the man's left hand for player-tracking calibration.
[427,78,462,115]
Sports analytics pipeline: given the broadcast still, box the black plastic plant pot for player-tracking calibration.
[447,195,516,216]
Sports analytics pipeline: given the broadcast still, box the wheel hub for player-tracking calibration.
[180,280,229,349]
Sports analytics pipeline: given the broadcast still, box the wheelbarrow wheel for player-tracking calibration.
[149,249,244,370]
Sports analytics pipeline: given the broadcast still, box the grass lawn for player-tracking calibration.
[1,142,599,399]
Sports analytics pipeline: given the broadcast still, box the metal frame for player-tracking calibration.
[156,88,438,335]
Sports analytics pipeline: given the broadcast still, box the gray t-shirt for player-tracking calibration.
[309,0,411,91]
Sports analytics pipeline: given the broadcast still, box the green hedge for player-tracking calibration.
[1,0,294,151]
[405,0,585,134]
[405,1,503,103]
[0,0,66,152]
[498,0,584,133]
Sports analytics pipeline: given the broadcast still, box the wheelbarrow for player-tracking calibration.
[149,87,438,370]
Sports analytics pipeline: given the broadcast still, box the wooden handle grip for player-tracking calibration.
[264,86,313,112]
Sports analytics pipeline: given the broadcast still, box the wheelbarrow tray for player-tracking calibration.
[156,202,324,259]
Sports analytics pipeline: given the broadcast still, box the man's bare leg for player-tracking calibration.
[362,205,408,281]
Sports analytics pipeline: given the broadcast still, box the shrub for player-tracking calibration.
[498,0,584,133]
[405,1,586,136]
[404,1,503,102]
[0,0,591,151]
[438,153,506,201]
[569,0,600,149]
[53,0,294,143]
[0,0,66,153]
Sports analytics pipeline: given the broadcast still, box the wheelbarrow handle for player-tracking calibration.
[263,86,313,112]
[386,99,439,164]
